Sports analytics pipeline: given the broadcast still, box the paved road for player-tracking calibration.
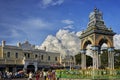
[12,78,36,80]
[2,78,91,80]
[1,78,36,80]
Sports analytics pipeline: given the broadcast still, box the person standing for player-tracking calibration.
[0,71,2,79]
[47,70,52,80]
[39,70,43,80]
[52,70,56,80]
[28,72,33,80]
[43,71,47,80]
[35,71,40,80]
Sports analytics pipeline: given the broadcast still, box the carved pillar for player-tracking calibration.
[98,53,101,68]
[108,47,114,69]
[81,49,86,69]
[92,46,99,69]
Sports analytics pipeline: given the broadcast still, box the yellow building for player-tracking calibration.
[0,40,60,73]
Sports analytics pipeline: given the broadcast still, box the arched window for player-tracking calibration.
[16,53,18,58]
[35,54,37,58]
[55,57,57,61]
[7,52,10,58]
[28,54,30,58]
[48,56,50,61]
[41,55,43,60]
[24,53,26,57]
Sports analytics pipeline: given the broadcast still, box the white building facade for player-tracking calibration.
[0,40,60,73]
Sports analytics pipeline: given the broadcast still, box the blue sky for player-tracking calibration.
[0,0,120,45]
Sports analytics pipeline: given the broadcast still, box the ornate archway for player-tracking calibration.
[80,8,116,69]
[27,65,35,73]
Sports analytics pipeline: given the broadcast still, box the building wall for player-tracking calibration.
[2,47,24,65]
[0,41,61,72]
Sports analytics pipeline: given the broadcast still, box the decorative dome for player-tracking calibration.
[87,8,105,28]
[89,8,103,21]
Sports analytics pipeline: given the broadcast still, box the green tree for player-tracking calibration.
[75,53,92,67]
[100,50,108,68]
[86,56,92,67]
[75,53,81,65]
[114,49,120,69]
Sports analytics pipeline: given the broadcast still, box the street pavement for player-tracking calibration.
[12,78,36,80]
[3,78,92,80]
[1,78,36,80]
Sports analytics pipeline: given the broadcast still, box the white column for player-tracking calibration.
[111,52,114,69]
[108,50,110,68]
[23,62,28,72]
[108,47,114,69]
[98,54,101,68]
[92,46,99,69]
[81,50,86,69]
[34,62,38,72]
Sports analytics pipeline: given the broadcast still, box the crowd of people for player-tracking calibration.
[28,69,58,80]
[0,71,13,80]
[0,68,60,80]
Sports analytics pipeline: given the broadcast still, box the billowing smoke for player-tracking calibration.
[38,29,120,58]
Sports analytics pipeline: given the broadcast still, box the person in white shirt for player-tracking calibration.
[28,72,32,80]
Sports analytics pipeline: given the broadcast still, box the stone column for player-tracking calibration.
[98,54,101,68]
[108,47,114,69]
[34,62,38,72]
[13,66,17,73]
[23,62,28,72]
[92,46,99,69]
[81,49,86,69]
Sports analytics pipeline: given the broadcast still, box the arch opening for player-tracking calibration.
[27,65,35,73]
[83,40,92,49]
[98,39,109,69]
[82,40,93,68]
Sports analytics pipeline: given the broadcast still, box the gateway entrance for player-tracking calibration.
[27,65,35,73]
[80,8,116,69]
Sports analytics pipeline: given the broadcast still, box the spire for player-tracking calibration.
[87,8,105,28]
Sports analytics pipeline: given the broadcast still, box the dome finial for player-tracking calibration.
[94,7,99,12]
[94,6,97,10]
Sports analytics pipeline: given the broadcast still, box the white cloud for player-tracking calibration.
[62,19,75,29]
[41,0,64,8]
[42,0,52,5]
[62,19,74,24]
[52,0,64,5]
[86,44,93,57]
[16,18,54,38]
[114,34,120,49]
[39,29,81,57]
[5,18,55,45]
[21,18,51,30]
[63,25,74,29]
[76,31,82,37]
[0,27,24,39]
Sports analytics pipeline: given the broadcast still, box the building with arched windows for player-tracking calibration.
[0,40,61,73]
